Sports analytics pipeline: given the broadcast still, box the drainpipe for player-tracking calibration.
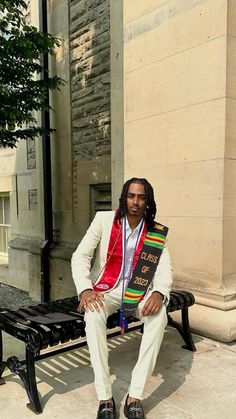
[39,0,53,302]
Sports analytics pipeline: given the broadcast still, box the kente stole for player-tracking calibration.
[93,213,168,316]
[122,222,168,316]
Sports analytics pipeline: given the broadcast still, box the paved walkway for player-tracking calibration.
[0,328,235,418]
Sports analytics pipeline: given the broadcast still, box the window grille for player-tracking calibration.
[90,183,111,219]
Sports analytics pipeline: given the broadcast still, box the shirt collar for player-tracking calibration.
[125,216,144,234]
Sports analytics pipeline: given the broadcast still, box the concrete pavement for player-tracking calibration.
[0,328,235,419]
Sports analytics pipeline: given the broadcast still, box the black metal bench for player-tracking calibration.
[0,290,195,414]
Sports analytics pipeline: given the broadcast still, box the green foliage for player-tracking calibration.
[0,0,64,148]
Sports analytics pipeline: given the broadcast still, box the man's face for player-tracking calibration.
[126,182,147,218]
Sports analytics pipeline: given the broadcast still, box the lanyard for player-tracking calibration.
[120,217,144,333]
[122,216,144,284]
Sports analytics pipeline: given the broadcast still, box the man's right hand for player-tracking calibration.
[78,289,104,313]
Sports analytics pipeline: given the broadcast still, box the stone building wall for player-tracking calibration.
[122,0,236,342]
[2,0,236,343]
[69,0,111,231]
[3,0,112,300]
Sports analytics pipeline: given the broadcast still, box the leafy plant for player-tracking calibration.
[0,0,64,148]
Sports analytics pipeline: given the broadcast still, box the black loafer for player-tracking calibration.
[124,395,145,419]
[96,397,116,419]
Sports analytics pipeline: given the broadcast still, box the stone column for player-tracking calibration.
[122,0,236,341]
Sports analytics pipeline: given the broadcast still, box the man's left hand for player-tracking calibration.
[141,291,164,316]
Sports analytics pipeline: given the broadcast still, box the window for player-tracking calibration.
[0,193,10,261]
[90,183,111,219]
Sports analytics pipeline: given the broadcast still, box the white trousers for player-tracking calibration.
[84,282,168,401]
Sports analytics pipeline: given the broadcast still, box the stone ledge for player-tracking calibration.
[9,237,41,253]
[171,303,236,342]
[173,284,236,308]
[9,238,75,261]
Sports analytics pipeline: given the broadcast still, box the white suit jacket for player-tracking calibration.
[71,211,173,302]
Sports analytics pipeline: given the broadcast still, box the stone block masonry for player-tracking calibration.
[69,0,110,159]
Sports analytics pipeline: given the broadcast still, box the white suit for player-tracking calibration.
[71,211,173,400]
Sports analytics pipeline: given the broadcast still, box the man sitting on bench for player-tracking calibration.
[71,177,173,419]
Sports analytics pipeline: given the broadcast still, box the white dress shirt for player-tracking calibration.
[122,216,144,283]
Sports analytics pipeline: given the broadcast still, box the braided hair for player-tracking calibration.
[115,177,157,227]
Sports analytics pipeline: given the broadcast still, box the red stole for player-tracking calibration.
[93,213,147,292]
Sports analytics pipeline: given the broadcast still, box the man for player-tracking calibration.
[71,178,173,419]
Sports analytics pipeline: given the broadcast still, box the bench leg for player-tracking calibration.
[0,330,7,385]
[7,348,43,414]
[181,307,196,351]
[168,308,196,351]
[25,347,43,414]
